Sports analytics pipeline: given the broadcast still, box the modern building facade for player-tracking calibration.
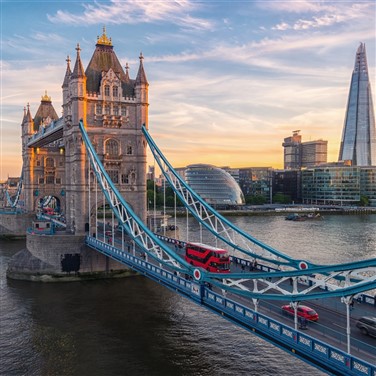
[301,167,361,205]
[282,131,327,169]
[338,43,376,166]
[239,167,272,203]
[282,130,302,169]
[184,164,245,207]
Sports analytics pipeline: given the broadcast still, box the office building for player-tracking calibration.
[283,131,327,169]
[184,164,245,207]
[338,43,376,166]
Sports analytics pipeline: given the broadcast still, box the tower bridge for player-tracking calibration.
[1,31,376,375]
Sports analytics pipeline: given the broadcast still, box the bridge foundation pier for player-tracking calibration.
[6,232,136,282]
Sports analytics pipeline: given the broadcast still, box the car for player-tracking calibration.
[281,304,319,321]
[356,317,376,337]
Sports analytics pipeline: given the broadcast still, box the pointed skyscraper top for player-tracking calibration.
[71,43,86,79]
[135,52,148,86]
[338,43,376,166]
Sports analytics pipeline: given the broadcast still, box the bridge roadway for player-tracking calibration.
[98,224,376,367]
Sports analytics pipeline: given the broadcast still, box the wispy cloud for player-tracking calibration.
[271,2,373,31]
[47,0,213,31]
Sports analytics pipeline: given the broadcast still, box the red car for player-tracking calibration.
[281,304,319,321]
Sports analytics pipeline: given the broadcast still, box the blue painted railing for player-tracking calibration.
[85,236,375,376]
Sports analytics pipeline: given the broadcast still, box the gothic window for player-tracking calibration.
[36,160,41,167]
[56,178,61,185]
[105,105,110,115]
[96,104,102,114]
[114,106,119,116]
[113,86,118,97]
[121,106,127,116]
[121,174,128,184]
[45,157,54,168]
[129,171,136,184]
[104,85,110,97]
[105,139,119,157]
[39,177,44,184]
[107,170,119,184]
[46,176,54,184]
[126,146,133,155]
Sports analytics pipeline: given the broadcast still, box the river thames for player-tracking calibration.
[1,214,375,376]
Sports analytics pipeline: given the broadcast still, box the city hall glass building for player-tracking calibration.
[338,43,376,166]
[185,164,245,207]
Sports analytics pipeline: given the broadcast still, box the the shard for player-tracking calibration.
[338,43,376,166]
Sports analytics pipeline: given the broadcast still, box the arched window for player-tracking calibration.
[113,86,118,97]
[105,139,119,157]
[45,157,54,168]
[104,85,110,96]
[126,146,133,155]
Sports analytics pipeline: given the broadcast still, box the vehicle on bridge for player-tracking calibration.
[356,316,376,337]
[185,242,230,273]
[281,304,319,321]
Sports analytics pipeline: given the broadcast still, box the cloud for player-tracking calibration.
[47,0,213,31]
[271,2,373,31]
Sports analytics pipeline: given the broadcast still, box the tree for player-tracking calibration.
[359,195,369,207]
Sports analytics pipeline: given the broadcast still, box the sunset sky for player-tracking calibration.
[1,0,375,180]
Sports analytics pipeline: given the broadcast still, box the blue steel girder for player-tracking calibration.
[5,168,23,208]
[142,125,310,270]
[80,119,376,301]
[142,125,376,299]
[79,120,191,274]
[27,119,64,148]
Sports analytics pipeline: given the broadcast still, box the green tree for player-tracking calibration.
[359,195,369,207]
[273,193,291,204]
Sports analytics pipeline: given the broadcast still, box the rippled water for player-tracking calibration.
[1,214,375,376]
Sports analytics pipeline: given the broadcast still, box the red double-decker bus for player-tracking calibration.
[185,242,230,273]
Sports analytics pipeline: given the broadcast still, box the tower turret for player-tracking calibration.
[62,55,72,119]
[70,44,87,125]
[135,52,149,129]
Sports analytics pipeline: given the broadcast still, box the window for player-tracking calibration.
[126,146,133,155]
[96,104,102,114]
[105,105,110,115]
[107,170,119,184]
[122,174,129,184]
[56,178,61,185]
[39,177,44,184]
[121,106,127,116]
[113,86,118,97]
[105,139,119,157]
[46,176,54,184]
[36,160,41,167]
[114,106,119,116]
[45,157,54,168]
[104,85,110,96]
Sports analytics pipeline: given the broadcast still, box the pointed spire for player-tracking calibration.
[41,90,51,102]
[124,62,130,83]
[62,55,72,87]
[97,25,112,46]
[135,52,148,86]
[71,43,86,79]
[26,103,33,123]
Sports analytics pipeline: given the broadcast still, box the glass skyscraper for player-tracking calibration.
[338,43,376,166]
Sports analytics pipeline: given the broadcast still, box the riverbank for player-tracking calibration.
[167,205,376,217]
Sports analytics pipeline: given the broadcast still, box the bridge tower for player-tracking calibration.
[62,28,148,233]
[21,94,63,213]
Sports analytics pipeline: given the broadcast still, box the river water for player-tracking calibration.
[1,214,375,376]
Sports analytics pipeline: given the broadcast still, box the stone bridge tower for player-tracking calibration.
[63,28,149,234]
[20,29,148,234]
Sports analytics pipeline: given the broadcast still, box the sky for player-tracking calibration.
[0,0,375,180]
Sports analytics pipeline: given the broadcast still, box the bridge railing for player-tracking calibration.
[85,235,375,376]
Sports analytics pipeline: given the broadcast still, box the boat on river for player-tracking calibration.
[285,212,323,221]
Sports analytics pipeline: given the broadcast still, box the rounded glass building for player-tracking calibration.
[185,164,245,208]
